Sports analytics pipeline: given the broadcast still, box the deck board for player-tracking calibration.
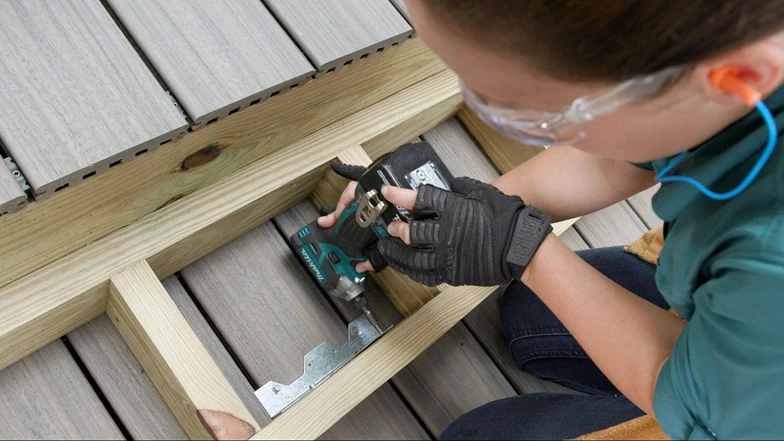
[421,118,580,395]
[0,0,187,198]
[574,202,649,248]
[627,185,663,229]
[179,221,429,440]
[67,275,270,439]
[275,200,516,436]
[106,0,315,125]
[0,341,124,440]
[0,159,25,215]
[264,0,412,72]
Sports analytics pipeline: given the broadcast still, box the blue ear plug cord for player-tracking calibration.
[656,100,778,200]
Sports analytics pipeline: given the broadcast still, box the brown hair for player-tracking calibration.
[424,0,784,83]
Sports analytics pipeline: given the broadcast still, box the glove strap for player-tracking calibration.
[506,206,552,279]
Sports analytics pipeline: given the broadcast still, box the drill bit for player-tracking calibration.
[361,304,383,334]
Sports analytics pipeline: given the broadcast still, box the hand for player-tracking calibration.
[317,164,384,273]
[379,178,534,287]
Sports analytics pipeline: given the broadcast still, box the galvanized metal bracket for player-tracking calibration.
[256,314,387,418]
[4,157,30,191]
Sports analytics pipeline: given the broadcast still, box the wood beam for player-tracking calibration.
[0,38,446,290]
[310,146,441,317]
[457,106,544,174]
[0,68,460,371]
[108,261,259,440]
[251,285,498,441]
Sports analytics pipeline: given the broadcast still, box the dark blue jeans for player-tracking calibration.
[441,247,670,440]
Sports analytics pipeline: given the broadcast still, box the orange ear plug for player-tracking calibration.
[709,65,761,107]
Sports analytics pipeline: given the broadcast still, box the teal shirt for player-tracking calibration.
[636,87,784,439]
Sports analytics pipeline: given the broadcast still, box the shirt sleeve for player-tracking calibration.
[654,256,784,439]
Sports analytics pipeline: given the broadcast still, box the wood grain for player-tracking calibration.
[0,68,457,382]
[457,107,544,174]
[107,260,259,440]
[0,160,25,215]
[0,0,187,197]
[275,199,516,436]
[265,0,412,72]
[627,186,662,229]
[107,0,315,125]
[0,38,444,291]
[179,221,429,440]
[252,284,498,440]
[0,341,124,440]
[574,202,649,248]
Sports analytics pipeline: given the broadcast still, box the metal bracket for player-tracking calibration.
[4,157,30,191]
[256,314,386,418]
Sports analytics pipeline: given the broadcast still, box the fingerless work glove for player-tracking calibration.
[378,178,551,287]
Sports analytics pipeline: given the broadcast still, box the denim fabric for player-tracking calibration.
[441,247,669,440]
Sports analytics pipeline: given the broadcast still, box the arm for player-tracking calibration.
[522,234,686,415]
[492,146,657,221]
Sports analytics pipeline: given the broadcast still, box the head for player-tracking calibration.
[406,0,784,162]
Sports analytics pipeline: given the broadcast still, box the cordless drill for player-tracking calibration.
[291,142,454,331]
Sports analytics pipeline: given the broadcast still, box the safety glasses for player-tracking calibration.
[460,66,685,146]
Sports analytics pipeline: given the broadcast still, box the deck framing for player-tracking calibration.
[0,44,577,439]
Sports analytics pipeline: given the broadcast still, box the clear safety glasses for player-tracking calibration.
[460,66,685,146]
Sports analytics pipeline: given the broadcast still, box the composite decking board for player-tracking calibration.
[0,0,187,198]
[275,200,516,436]
[389,0,411,22]
[179,221,429,440]
[574,201,649,248]
[264,0,412,71]
[0,340,124,440]
[627,185,663,229]
[106,0,315,125]
[0,160,25,215]
[66,275,269,439]
[420,118,578,395]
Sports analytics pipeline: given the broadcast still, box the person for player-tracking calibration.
[319,1,784,439]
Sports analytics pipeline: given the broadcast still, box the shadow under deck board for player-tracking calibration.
[0,0,187,198]
[66,275,270,439]
[574,201,649,248]
[264,0,412,72]
[106,0,315,125]
[0,340,124,440]
[275,200,516,436]
[421,117,578,395]
[627,185,663,229]
[0,160,25,215]
[179,220,429,439]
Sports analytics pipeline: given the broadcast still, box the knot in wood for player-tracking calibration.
[178,145,223,171]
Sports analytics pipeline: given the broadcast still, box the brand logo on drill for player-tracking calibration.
[300,247,325,283]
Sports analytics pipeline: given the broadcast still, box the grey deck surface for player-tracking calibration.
[389,0,411,22]
[264,0,412,72]
[106,0,315,126]
[178,221,429,439]
[0,341,124,440]
[275,201,517,436]
[0,0,187,198]
[627,185,663,229]
[0,159,25,215]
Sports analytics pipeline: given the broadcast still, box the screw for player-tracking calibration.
[273,385,281,394]
[12,171,20,178]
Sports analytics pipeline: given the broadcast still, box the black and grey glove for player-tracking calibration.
[377,178,551,287]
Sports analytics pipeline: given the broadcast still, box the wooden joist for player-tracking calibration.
[107,260,259,440]
[0,66,459,373]
[0,0,188,198]
[265,0,412,73]
[0,38,445,290]
[106,0,315,126]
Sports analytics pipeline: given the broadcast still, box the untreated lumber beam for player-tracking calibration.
[0,38,445,290]
[457,107,544,174]
[108,260,260,440]
[310,146,441,316]
[251,285,499,441]
[0,68,460,371]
